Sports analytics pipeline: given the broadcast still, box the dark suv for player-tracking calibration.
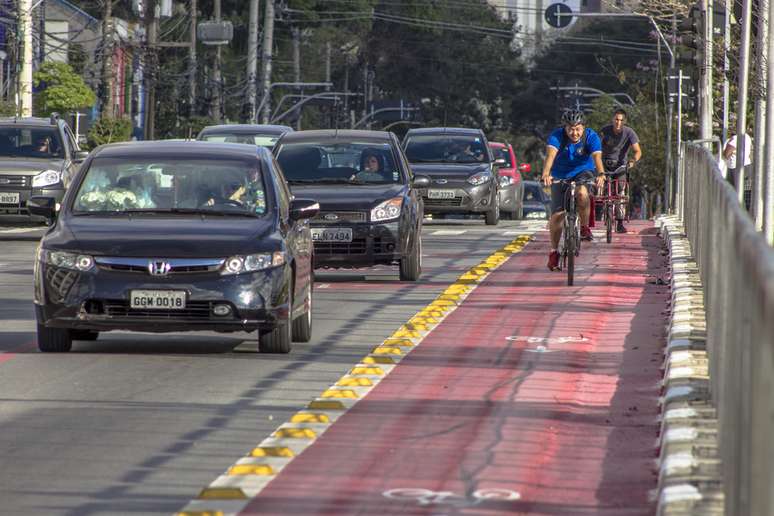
[0,115,87,220]
[402,127,500,225]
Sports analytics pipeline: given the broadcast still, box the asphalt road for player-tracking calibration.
[0,217,543,516]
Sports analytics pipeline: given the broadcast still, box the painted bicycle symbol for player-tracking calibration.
[505,336,589,344]
[383,487,521,507]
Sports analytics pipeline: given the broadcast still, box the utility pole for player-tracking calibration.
[213,0,223,121]
[18,0,33,116]
[752,0,768,228]
[722,0,731,150]
[144,0,159,140]
[734,0,752,206]
[765,0,774,244]
[291,27,301,129]
[100,0,115,118]
[246,0,260,122]
[702,0,713,141]
[189,0,197,120]
[259,0,275,124]
[666,13,676,211]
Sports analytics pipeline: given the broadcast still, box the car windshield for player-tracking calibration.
[404,134,489,164]
[72,157,268,217]
[277,142,403,184]
[492,147,513,167]
[200,133,280,148]
[524,184,545,202]
[0,127,64,159]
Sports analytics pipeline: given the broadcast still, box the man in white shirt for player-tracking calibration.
[723,128,753,209]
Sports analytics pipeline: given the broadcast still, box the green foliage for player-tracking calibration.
[68,44,88,76]
[0,100,17,117]
[33,62,96,116]
[87,116,132,148]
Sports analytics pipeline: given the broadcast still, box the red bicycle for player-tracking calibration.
[595,164,629,244]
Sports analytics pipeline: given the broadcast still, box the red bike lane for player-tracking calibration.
[242,222,667,515]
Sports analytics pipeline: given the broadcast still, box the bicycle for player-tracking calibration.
[553,176,594,286]
[597,164,629,244]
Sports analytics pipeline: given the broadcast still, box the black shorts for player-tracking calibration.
[550,171,596,214]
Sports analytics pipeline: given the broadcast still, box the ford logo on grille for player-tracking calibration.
[148,260,171,276]
[435,179,448,185]
[323,213,339,221]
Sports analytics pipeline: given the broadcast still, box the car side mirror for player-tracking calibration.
[289,198,319,221]
[28,196,57,222]
[73,150,89,162]
[518,163,531,174]
[412,175,431,188]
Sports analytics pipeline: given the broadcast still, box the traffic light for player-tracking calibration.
[677,3,703,68]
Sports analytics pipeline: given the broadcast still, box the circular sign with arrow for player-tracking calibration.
[544,3,573,28]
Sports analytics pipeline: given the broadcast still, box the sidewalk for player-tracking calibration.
[216,222,668,515]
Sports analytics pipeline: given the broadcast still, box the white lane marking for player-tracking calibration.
[0,227,42,234]
[432,230,466,235]
[506,336,590,344]
[383,488,520,507]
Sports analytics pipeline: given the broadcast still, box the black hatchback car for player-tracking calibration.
[274,130,429,281]
[402,127,500,225]
[30,142,318,353]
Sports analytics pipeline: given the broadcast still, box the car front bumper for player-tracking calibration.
[34,261,291,333]
[312,221,405,268]
[421,182,496,214]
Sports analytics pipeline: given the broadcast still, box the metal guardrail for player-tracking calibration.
[676,143,774,516]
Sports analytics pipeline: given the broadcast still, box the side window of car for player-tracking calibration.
[271,156,291,218]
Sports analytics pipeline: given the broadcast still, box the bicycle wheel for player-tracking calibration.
[565,217,576,286]
[605,203,613,243]
[566,235,575,286]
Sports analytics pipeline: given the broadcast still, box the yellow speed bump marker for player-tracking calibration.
[411,316,439,325]
[336,376,373,387]
[290,412,331,423]
[196,487,248,500]
[274,427,317,439]
[176,511,225,516]
[431,299,456,308]
[227,464,275,476]
[321,389,359,398]
[382,338,414,348]
[362,355,396,365]
[250,446,295,458]
[308,400,347,410]
[372,346,404,355]
[392,328,421,339]
[350,366,385,376]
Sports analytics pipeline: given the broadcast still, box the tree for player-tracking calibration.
[86,116,132,148]
[33,62,96,116]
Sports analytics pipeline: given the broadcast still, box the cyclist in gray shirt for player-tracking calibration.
[599,109,642,233]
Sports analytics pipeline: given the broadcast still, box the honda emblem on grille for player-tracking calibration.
[435,179,448,184]
[323,213,339,221]
[148,260,171,276]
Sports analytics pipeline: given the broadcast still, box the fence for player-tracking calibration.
[676,143,774,515]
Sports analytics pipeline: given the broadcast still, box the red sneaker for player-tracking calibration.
[580,226,593,241]
[547,251,560,271]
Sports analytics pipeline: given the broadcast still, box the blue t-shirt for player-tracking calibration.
[547,127,602,179]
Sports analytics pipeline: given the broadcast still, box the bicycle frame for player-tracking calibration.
[595,168,629,243]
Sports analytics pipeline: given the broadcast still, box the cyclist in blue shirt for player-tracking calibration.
[540,109,606,271]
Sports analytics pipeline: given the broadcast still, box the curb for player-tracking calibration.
[175,235,534,516]
[655,215,724,516]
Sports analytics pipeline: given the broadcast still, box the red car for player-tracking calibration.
[489,141,531,219]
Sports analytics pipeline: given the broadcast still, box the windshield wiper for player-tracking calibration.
[289,178,359,184]
[74,208,257,217]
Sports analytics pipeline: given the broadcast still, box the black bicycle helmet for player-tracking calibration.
[561,108,586,126]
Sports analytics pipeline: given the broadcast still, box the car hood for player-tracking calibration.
[0,158,65,174]
[409,163,491,179]
[289,183,405,210]
[45,215,277,257]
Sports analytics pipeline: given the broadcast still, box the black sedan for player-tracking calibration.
[274,130,429,281]
[402,127,500,225]
[29,141,318,353]
[522,180,552,220]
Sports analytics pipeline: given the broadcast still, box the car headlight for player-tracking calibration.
[222,251,285,275]
[467,170,493,186]
[43,250,95,271]
[371,196,403,222]
[526,210,547,219]
[499,175,514,187]
[32,169,62,188]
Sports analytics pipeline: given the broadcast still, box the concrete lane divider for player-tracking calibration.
[175,235,532,516]
[654,216,724,516]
